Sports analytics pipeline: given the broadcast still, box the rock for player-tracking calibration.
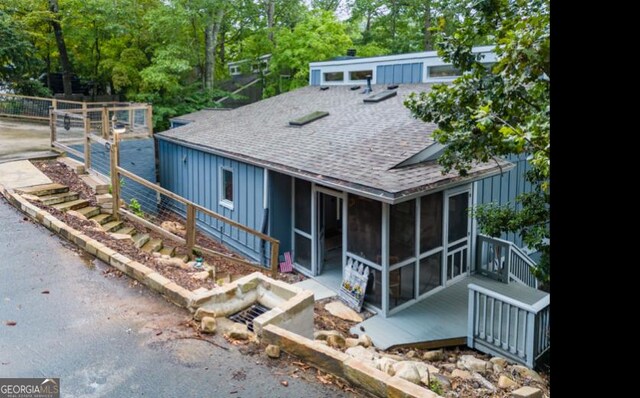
[392,361,439,385]
[406,350,417,358]
[457,355,490,374]
[490,357,508,368]
[266,344,281,359]
[345,338,360,348]
[194,308,216,321]
[393,362,421,385]
[191,271,210,280]
[152,251,162,257]
[161,254,170,259]
[226,322,253,340]
[511,386,543,398]
[422,373,451,390]
[493,363,504,374]
[423,349,444,362]
[200,317,216,334]
[498,375,518,389]
[441,363,456,372]
[324,301,363,322]
[450,369,472,380]
[375,357,397,376]
[313,330,343,341]
[326,334,346,348]
[345,346,378,366]
[316,340,328,346]
[66,210,87,220]
[380,352,405,361]
[159,257,190,270]
[161,221,185,235]
[472,373,496,392]
[358,333,372,348]
[512,365,544,383]
[110,233,133,241]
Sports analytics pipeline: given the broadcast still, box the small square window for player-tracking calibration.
[324,72,344,82]
[220,167,234,209]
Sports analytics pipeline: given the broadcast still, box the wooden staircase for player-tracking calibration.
[17,183,189,263]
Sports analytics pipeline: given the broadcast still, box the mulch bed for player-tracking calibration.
[313,297,374,337]
[29,159,306,291]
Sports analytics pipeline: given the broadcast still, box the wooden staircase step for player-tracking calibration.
[101,220,123,232]
[37,191,79,206]
[17,183,68,196]
[141,238,163,253]
[58,157,86,174]
[76,206,100,218]
[90,213,113,225]
[115,226,136,235]
[132,233,150,248]
[79,174,109,195]
[159,246,175,257]
[52,198,90,211]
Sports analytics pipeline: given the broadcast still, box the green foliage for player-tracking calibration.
[128,198,144,218]
[405,0,550,283]
[428,378,443,395]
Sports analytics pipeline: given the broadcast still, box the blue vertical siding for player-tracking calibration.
[376,63,423,84]
[311,69,321,86]
[157,138,265,261]
[476,154,534,249]
[268,171,292,256]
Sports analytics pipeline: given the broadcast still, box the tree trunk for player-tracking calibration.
[423,1,432,51]
[205,8,225,90]
[48,0,73,96]
[267,0,275,43]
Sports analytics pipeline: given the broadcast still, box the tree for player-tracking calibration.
[404,0,550,283]
[48,0,73,96]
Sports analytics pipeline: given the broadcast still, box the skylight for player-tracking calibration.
[363,90,397,103]
[393,143,447,168]
[289,111,329,126]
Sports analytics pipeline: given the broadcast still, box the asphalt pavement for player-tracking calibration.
[0,197,358,397]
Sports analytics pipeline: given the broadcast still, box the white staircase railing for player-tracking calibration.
[467,283,550,368]
[476,234,538,289]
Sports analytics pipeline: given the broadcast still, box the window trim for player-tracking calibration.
[219,166,234,210]
[323,71,344,82]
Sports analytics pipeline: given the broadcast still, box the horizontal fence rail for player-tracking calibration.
[467,283,550,368]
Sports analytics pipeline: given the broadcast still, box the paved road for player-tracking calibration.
[0,198,358,397]
[0,119,56,163]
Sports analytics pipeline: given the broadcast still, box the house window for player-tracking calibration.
[220,167,234,209]
[349,70,373,81]
[324,72,344,82]
[428,65,461,78]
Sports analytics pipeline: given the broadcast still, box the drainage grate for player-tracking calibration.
[228,303,270,332]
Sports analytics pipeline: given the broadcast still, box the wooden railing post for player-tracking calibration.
[467,288,476,349]
[52,98,57,112]
[49,107,56,148]
[146,105,153,136]
[186,204,196,254]
[83,113,91,172]
[101,107,109,139]
[270,240,279,278]
[110,135,120,221]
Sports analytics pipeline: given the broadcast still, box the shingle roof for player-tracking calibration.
[157,84,507,202]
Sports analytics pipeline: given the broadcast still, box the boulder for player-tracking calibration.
[490,357,508,368]
[226,322,253,340]
[375,357,397,376]
[266,344,281,359]
[472,372,496,391]
[393,362,421,385]
[314,330,343,341]
[422,373,451,391]
[345,346,377,366]
[194,308,216,321]
[161,221,185,235]
[393,361,439,385]
[191,271,210,280]
[66,210,87,220]
[200,317,216,334]
[406,350,417,358]
[441,364,456,373]
[423,349,444,362]
[512,365,544,383]
[345,338,360,348]
[511,386,543,398]
[324,301,363,322]
[358,333,372,348]
[498,375,518,389]
[457,355,490,374]
[159,257,190,270]
[326,334,346,348]
[450,369,472,380]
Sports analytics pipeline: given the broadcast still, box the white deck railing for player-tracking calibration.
[476,234,538,289]
[467,283,550,368]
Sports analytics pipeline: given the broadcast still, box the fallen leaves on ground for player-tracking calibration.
[280,381,288,387]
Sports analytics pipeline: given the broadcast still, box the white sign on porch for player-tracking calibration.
[338,257,369,312]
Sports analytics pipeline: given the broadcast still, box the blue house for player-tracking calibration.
[155,48,549,367]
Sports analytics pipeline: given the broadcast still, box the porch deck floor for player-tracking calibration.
[350,275,547,350]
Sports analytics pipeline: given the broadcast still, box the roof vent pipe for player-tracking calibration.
[346,48,356,57]
[362,75,373,94]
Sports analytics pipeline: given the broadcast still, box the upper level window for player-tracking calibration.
[428,65,461,78]
[324,72,344,82]
[230,65,241,75]
[220,167,234,210]
[349,70,373,81]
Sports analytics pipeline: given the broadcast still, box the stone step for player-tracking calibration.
[52,198,90,211]
[141,238,163,253]
[132,233,150,248]
[101,220,123,232]
[95,193,112,204]
[37,191,79,206]
[79,174,109,195]
[90,213,113,225]
[58,157,86,174]
[115,226,136,235]
[159,246,176,257]
[76,206,100,218]
[177,255,190,263]
[17,183,68,196]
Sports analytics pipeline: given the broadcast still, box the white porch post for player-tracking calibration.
[381,202,390,317]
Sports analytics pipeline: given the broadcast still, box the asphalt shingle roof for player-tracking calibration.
[157,84,506,202]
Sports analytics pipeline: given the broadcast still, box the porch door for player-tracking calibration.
[444,189,471,284]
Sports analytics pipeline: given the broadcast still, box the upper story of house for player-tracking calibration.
[228,54,272,76]
[308,46,495,86]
